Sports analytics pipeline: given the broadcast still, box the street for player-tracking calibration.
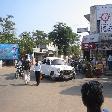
[0,67,112,112]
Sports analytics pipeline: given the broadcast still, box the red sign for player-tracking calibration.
[100,13,110,22]
[82,43,96,49]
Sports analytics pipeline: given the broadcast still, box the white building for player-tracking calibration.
[32,42,58,62]
[82,4,112,59]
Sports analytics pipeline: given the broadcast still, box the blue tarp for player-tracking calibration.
[0,44,19,60]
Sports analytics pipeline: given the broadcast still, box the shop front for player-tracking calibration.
[82,42,97,60]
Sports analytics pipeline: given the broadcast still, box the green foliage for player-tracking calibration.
[48,22,80,56]
[0,15,81,57]
[18,32,36,55]
[0,15,16,44]
[32,30,49,46]
[70,45,80,56]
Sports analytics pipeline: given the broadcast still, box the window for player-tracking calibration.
[51,59,65,65]
[46,59,50,65]
[42,59,46,64]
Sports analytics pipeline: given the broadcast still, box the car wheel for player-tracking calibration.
[50,71,55,80]
[72,73,76,79]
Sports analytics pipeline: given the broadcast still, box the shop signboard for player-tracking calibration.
[82,43,96,49]
[100,33,112,40]
[82,34,99,43]
[77,27,88,33]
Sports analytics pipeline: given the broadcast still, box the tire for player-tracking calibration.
[73,73,76,79]
[50,71,55,80]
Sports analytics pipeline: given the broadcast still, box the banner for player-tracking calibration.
[0,44,19,60]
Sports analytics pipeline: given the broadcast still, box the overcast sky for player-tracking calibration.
[0,0,111,36]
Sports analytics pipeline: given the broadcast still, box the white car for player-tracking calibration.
[41,57,76,80]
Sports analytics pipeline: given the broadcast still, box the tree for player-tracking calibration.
[32,30,50,47]
[0,15,16,43]
[19,32,36,55]
[70,45,80,57]
[48,22,80,56]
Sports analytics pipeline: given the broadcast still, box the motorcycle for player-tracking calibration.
[15,64,24,79]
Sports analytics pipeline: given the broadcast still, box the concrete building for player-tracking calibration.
[32,42,58,62]
[82,4,112,60]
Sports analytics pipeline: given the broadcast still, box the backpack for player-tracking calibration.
[23,60,30,70]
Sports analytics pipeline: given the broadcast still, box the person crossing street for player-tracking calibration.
[22,55,31,85]
[34,58,41,86]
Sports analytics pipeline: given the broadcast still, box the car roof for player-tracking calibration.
[45,57,64,60]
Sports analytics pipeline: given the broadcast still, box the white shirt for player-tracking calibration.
[34,63,41,71]
[102,108,110,112]
[18,60,22,66]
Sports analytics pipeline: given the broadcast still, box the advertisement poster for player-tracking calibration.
[0,44,19,60]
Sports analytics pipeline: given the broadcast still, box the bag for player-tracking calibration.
[23,60,30,70]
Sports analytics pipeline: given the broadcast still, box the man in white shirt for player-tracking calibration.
[22,56,31,85]
[34,58,41,86]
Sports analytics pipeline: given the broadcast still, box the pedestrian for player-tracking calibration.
[107,55,112,70]
[81,80,109,112]
[95,60,103,78]
[85,62,93,78]
[102,58,106,73]
[34,58,41,86]
[22,55,31,85]
[91,57,96,68]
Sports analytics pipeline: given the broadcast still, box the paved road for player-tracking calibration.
[0,67,112,112]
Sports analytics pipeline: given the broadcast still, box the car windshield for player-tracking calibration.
[51,59,65,65]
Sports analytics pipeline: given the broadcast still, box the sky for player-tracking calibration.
[0,0,112,37]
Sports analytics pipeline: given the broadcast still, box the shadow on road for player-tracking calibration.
[60,85,81,96]
[10,83,26,86]
[5,73,15,80]
[0,84,8,86]
[30,70,74,83]
[1,69,112,98]
[60,76,112,98]
[10,83,45,86]
[30,71,55,83]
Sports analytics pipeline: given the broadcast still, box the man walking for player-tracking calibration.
[34,58,41,86]
[22,55,31,85]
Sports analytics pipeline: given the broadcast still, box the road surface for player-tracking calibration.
[0,67,112,112]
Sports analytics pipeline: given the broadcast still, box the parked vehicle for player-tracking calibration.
[41,57,76,80]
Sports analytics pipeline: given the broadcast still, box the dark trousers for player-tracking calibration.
[35,71,40,85]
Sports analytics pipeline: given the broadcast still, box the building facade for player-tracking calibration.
[82,4,112,60]
[32,42,58,62]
